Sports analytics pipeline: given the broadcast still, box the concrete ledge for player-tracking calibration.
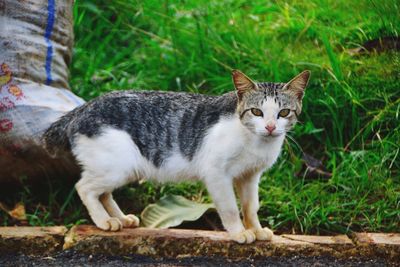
[0,226,67,255]
[64,226,354,259]
[353,232,400,260]
[0,225,398,261]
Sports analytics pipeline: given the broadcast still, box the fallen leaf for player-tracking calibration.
[141,195,215,229]
[0,202,27,221]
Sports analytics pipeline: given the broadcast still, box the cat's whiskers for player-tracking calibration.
[285,133,305,155]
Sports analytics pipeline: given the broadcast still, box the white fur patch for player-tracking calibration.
[196,115,284,180]
[72,128,142,190]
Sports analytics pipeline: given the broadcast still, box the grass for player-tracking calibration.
[1,0,399,234]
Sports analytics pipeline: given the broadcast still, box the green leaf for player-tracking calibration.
[140,195,215,229]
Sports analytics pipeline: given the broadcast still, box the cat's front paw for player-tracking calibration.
[97,217,123,231]
[252,227,274,241]
[229,229,256,244]
[120,214,140,228]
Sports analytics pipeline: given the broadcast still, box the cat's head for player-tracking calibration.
[232,70,310,138]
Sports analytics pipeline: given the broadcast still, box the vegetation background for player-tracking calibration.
[2,0,399,234]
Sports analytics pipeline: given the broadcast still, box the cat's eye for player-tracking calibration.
[278,109,290,118]
[251,108,263,117]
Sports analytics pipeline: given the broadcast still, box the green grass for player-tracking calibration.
[1,0,399,234]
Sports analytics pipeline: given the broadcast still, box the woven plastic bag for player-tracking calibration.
[0,0,84,183]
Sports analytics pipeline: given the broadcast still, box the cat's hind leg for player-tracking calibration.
[75,177,123,231]
[72,128,141,231]
[100,193,140,228]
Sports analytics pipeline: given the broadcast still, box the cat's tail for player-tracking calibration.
[41,113,73,157]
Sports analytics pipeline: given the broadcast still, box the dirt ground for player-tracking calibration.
[0,251,391,266]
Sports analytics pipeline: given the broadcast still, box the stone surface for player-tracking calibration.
[354,233,400,245]
[0,225,398,262]
[353,233,400,261]
[64,225,355,259]
[282,234,353,245]
[0,226,67,255]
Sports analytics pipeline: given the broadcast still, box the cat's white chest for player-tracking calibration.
[228,135,284,178]
[196,116,285,179]
[240,136,283,166]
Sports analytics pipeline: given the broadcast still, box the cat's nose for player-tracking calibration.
[265,124,276,133]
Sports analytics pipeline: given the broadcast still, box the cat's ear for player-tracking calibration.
[282,70,311,101]
[232,70,257,100]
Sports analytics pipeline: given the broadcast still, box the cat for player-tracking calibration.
[42,69,310,244]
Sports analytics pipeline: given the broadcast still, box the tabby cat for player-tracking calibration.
[43,70,310,244]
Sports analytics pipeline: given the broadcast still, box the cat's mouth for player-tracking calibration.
[261,131,283,138]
